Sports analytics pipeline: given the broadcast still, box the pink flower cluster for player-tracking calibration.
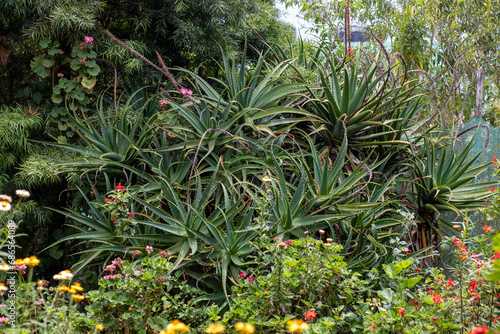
[84,36,93,44]
[159,99,170,105]
[146,245,154,253]
[103,274,118,279]
[105,264,116,272]
[180,88,193,96]
[239,272,256,282]
[36,299,43,306]
[0,316,8,323]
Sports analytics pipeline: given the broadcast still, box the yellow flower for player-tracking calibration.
[96,324,104,330]
[72,294,85,302]
[71,282,84,292]
[234,322,255,334]
[287,319,309,333]
[68,288,77,294]
[0,263,10,271]
[27,256,40,267]
[14,258,29,266]
[15,189,30,198]
[163,319,189,333]
[0,283,8,292]
[58,285,70,292]
[206,323,226,334]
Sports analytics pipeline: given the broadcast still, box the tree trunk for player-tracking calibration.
[474,67,485,117]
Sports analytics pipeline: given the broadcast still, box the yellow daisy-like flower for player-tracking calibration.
[96,324,104,330]
[286,319,309,333]
[58,285,70,292]
[0,263,10,271]
[27,256,40,267]
[234,322,255,334]
[206,323,226,334]
[71,282,84,292]
[72,294,85,302]
[0,283,8,292]
[68,288,77,294]
[167,319,189,333]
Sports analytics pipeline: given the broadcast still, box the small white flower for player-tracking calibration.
[0,201,11,212]
[15,190,30,198]
[262,175,272,182]
[0,195,12,203]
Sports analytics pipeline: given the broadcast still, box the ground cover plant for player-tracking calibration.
[1,1,500,333]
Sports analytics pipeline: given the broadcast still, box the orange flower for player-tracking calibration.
[304,310,317,320]
[483,225,492,233]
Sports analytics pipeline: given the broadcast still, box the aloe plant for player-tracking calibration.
[407,136,496,251]
[301,60,420,150]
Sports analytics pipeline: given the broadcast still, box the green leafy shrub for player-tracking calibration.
[226,237,369,333]
[85,250,211,333]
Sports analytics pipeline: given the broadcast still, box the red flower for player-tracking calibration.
[111,219,115,222]
[490,187,495,192]
[104,198,111,203]
[493,251,500,260]
[483,225,492,233]
[239,272,247,278]
[115,197,118,201]
[129,212,134,219]
[116,182,125,192]
[468,325,488,334]
[414,305,420,311]
[397,308,406,317]
[446,278,456,289]
[433,295,444,304]
[285,240,293,244]
[304,311,317,320]
[492,156,497,164]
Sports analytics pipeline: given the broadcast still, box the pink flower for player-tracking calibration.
[180,88,193,96]
[36,299,43,306]
[84,36,94,44]
[57,73,64,78]
[105,264,116,271]
[285,240,293,244]
[145,245,154,253]
[159,99,170,105]
[103,274,117,279]
[239,272,247,278]
[397,308,406,317]
[368,324,377,330]
[0,316,8,323]
[247,276,256,282]
[273,237,279,241]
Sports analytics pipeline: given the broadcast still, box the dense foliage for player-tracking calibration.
[0,1,499,333]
